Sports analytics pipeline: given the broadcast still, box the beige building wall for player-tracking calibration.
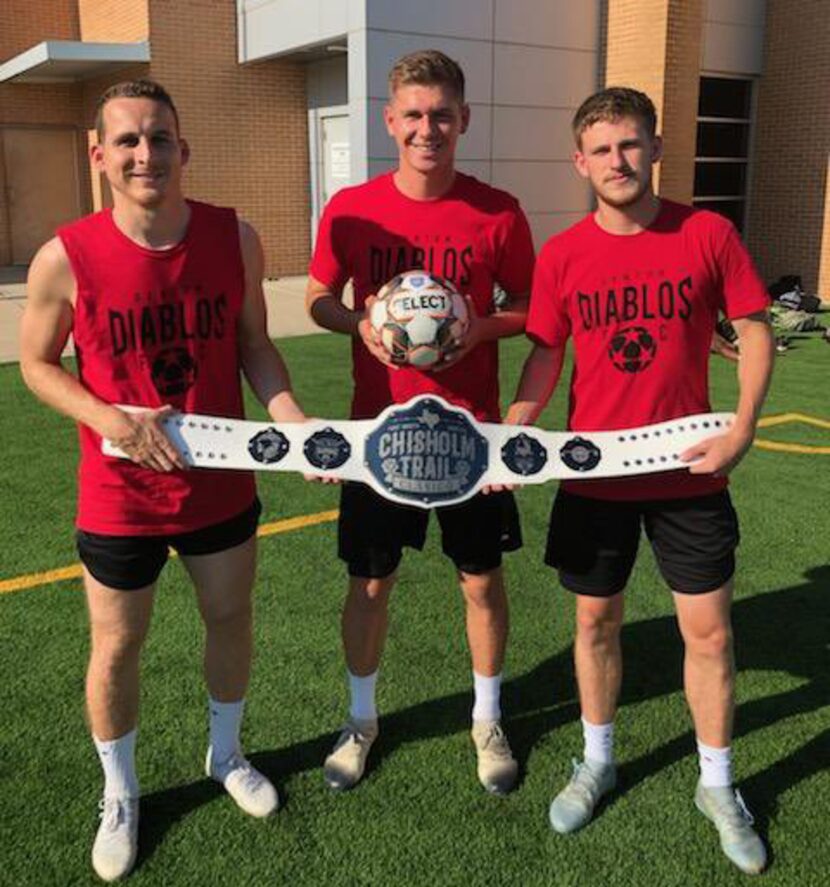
[0,0,83,264]
[747,0,830,298]
[2,0,310,275]
[144,0,310,276]
[78,0,148,42]
[605,0,703,203]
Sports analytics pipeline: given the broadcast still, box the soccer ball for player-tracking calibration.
[608,325,657,373]
[151,346,198,395]
[369,270,469,368]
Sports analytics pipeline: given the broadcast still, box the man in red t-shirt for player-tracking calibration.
[507,88,773,874]
[20,81,306,881]
[306,50,535,795]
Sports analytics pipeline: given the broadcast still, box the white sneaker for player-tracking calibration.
[549,758,617,834]
[91,796,139,882]
[695,781,767,875]
[206,748,279,818]
[323,717,379,790]
[471,720,518,795]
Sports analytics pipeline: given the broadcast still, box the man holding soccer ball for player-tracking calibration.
[306,50,535,794]
[507,88,774,874]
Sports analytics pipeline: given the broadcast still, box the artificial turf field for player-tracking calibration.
[0,331,827,886]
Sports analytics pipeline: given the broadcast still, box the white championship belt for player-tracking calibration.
[103,395,733,509]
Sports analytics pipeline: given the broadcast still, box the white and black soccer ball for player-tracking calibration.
[369,270,470,368]
[608,325,657,373]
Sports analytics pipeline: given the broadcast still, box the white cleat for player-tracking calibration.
[91,796,139,882]
[695,782,767,875]
[323,717,379,790]
[471,720,519,795]
[206,748,279,818]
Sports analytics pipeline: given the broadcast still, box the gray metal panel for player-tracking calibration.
[0,40,150,84]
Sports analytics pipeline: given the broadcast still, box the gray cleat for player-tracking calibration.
[549,758,616,834]
[695,781,767,875]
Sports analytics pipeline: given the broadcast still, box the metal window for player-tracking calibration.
[693,77,754,232]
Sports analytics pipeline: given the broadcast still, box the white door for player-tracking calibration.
[320,114,350,206]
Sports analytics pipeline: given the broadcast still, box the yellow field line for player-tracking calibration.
[756,412,830,430]
[754,440,830,455]
[0,509,339,597]
[754,411,830,455]
[257,509,338,537]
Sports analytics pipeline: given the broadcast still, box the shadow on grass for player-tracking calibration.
[135,565,829,870]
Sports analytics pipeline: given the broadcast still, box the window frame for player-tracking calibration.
[693,75,757,234]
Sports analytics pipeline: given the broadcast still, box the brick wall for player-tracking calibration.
[659,1,702,204]
[605,0,703,202]
[78,0,148,42]
[747,0,830,298]
[143,0,310,276]
[605,0,669,200]
[0,0,79,57]
[0,0,82,263]
[2,0,310,275]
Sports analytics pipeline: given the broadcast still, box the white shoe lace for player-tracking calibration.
[709,787,756,832]
[733,790,755,826]
[222,753,267,792]
[98,797,133,832]
[564,758,606,806]
[477,723,512,760]
[335,726,371,757]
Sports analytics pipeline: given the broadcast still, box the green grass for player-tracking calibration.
[1,333,828,886]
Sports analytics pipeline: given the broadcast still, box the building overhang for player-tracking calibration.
[0,40,150,84]
[269,40,347,64]
[237,0,353,65]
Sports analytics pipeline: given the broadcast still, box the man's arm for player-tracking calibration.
[19,238,184,471]
[504,342,566,425]
[683,310,775,476]
[237,221,306,422]
[479,340,564,494]
[478,292,530,341]
[305,274,395,366]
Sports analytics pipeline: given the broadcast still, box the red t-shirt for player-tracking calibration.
[59,200,256,535]
[527,200,769,500]
[309,172,535,421]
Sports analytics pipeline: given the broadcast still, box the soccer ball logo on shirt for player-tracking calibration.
[151,346,198,395]
[370,270,470,368]
[608,325,657,373]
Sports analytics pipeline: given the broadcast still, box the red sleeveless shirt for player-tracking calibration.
[59,200,256,535]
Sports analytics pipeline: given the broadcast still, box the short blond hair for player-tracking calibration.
[572,87,657,145]
[388,50,465,102]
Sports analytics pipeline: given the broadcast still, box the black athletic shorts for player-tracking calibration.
[545,488,739,595]
[338,482,522,578]
[76,497,262,591]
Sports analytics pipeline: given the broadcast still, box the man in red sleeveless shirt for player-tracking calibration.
[306,51,535,795]
[507,89,774,874]
[20,81,305,881]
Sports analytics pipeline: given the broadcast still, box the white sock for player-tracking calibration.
[472,671,502,722]
[348,670,378,721]
[697,740,733,788]
[209,697,244,763]
[582,717,615,765]
[94,728,139,799]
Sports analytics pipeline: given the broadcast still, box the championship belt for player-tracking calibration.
[103,395,733,509]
